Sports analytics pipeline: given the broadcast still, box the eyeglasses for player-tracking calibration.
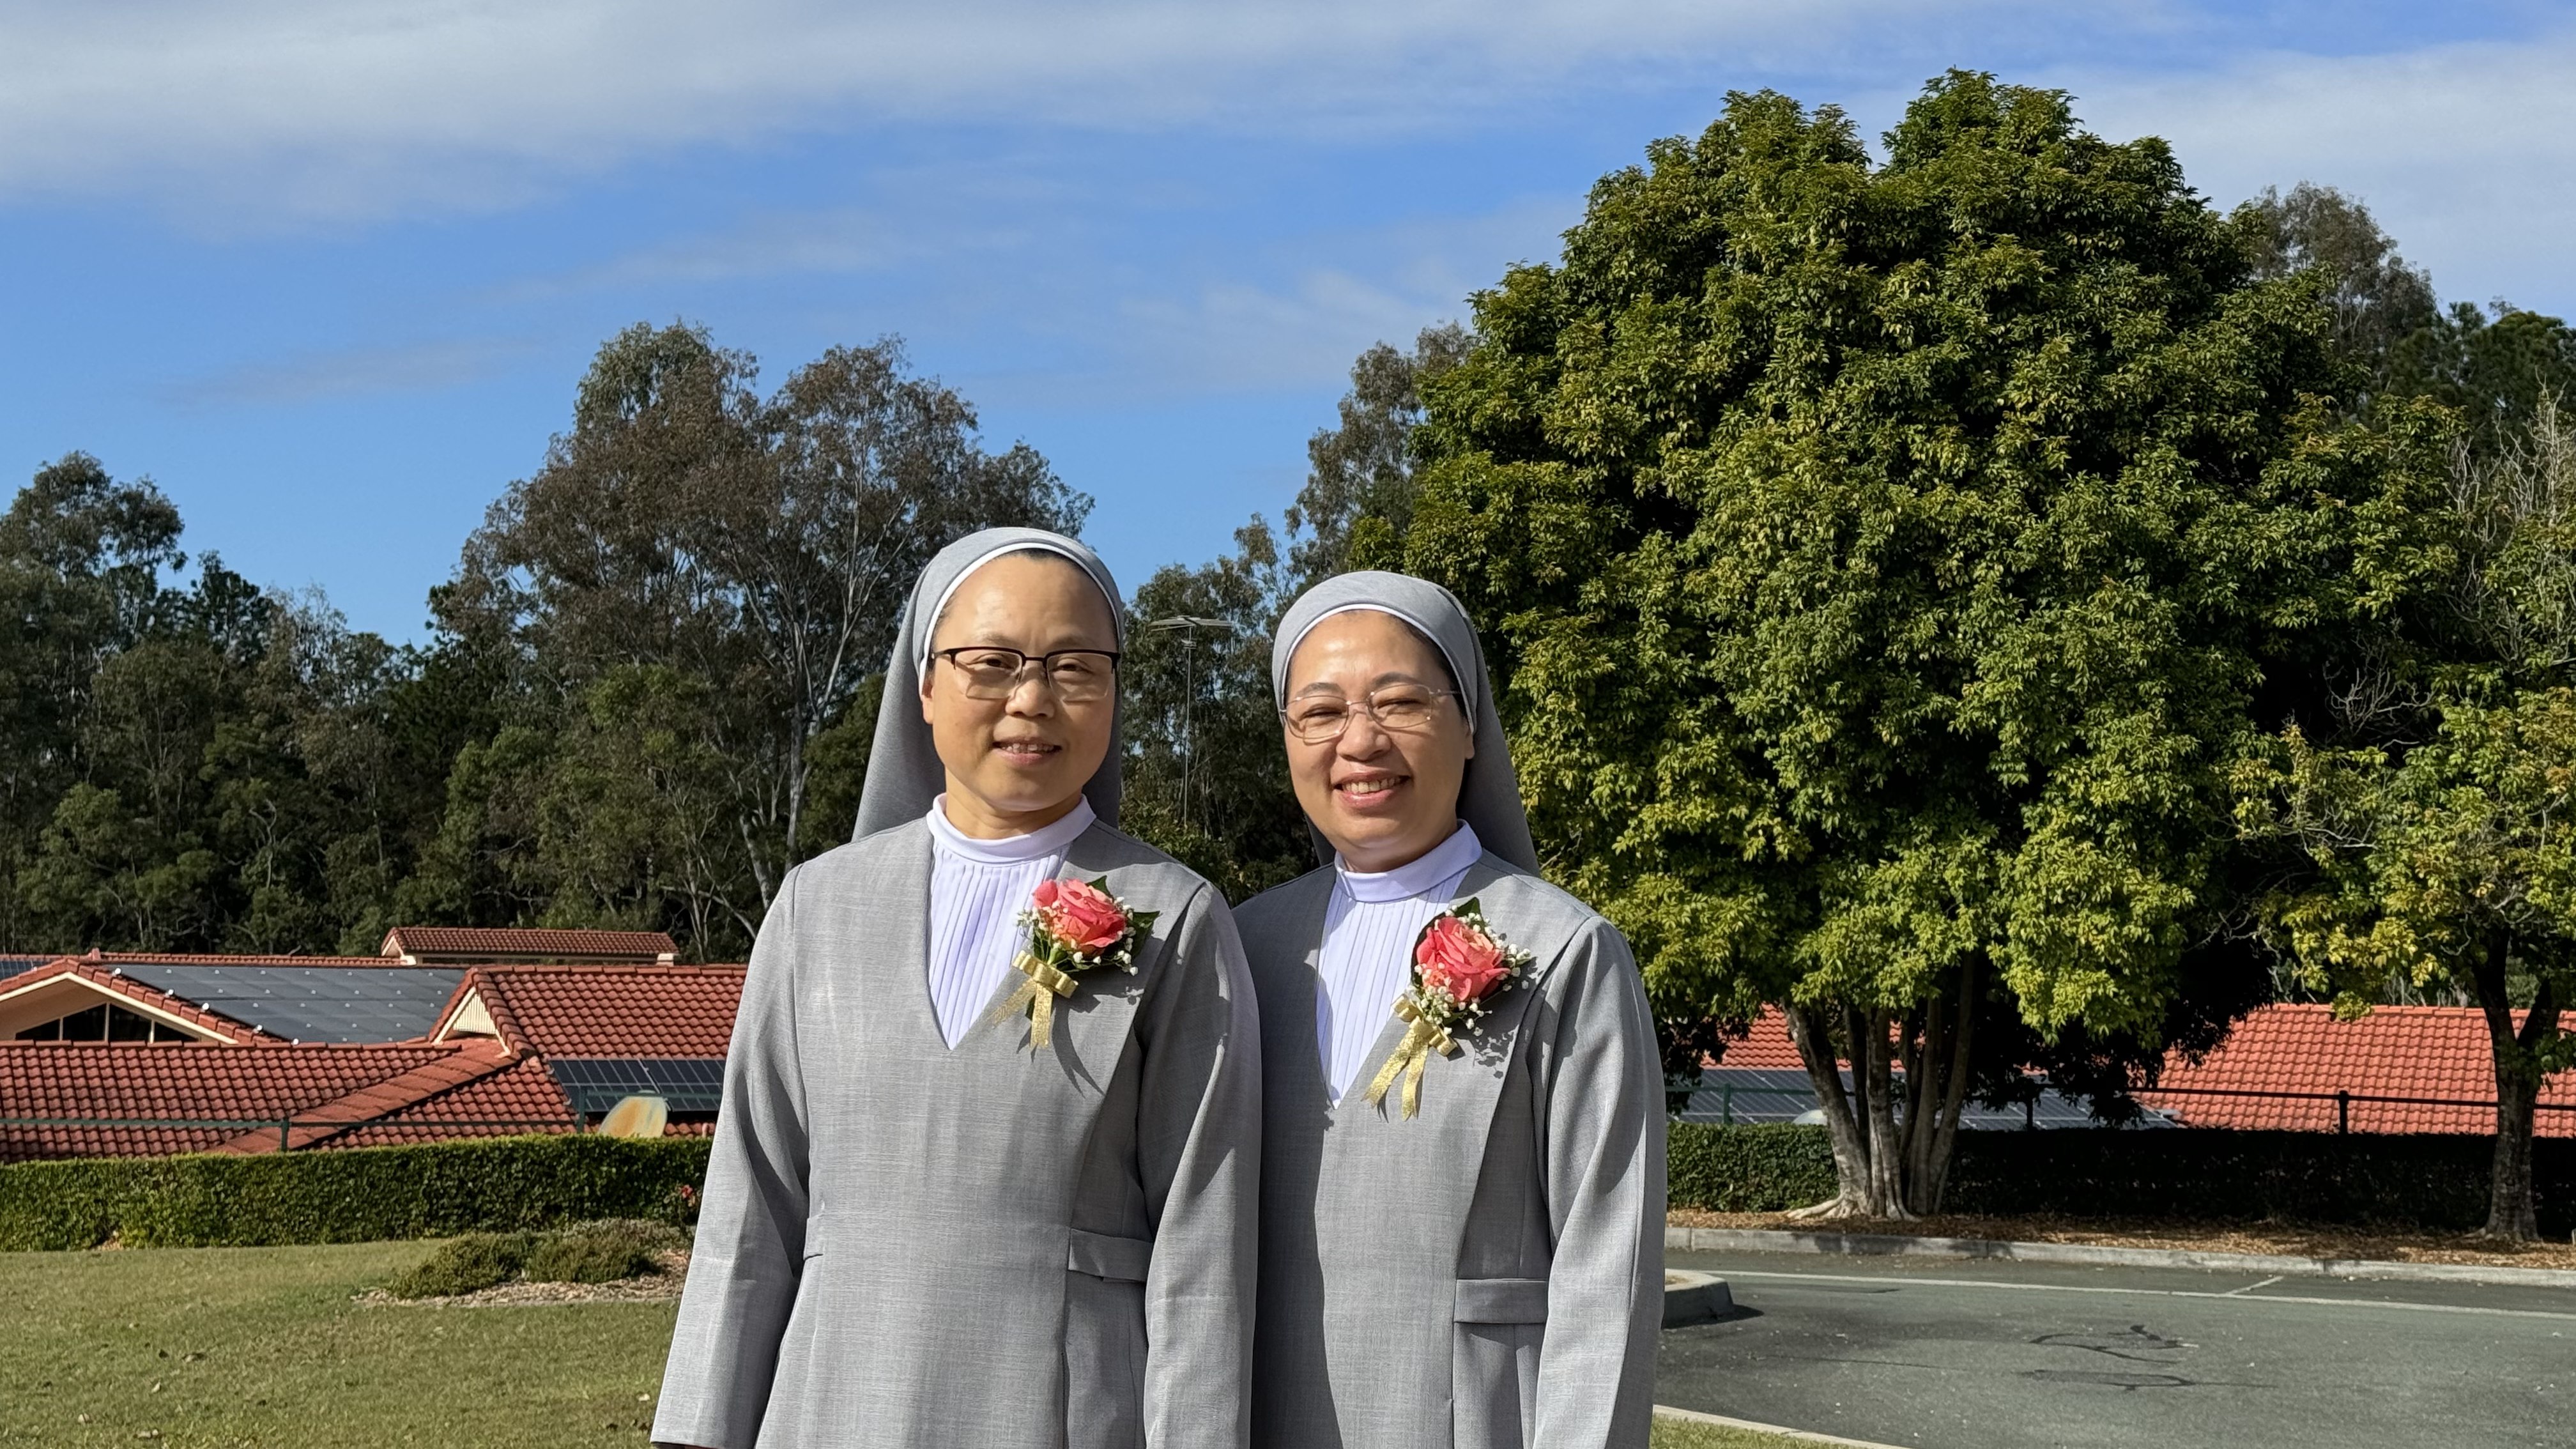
[933,647,1121,703]
[1280,685,1462,744]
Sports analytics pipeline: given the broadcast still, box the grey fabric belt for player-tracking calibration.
[1068,1227,1154,1282]
[1452,1276,1549,1323]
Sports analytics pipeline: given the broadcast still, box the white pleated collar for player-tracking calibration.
[1333,821,1482,905]
[926,794,1096,866]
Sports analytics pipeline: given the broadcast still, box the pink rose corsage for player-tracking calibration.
[991,877,1158,1050]
[1365,899,1533,1117]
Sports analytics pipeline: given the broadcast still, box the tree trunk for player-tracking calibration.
[2469,933,2559,1241]
[1786,1004,1880,1217]
[1859,1011,1910,1219]
[1902,958,1979,1216]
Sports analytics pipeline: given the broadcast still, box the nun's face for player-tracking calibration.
[1282,608,1474,873]
[921,552,1119,836]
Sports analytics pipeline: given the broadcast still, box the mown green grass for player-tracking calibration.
[1652,1413,1836,1448]
[0,1241,674,1446]
[0,1241,1820,1448]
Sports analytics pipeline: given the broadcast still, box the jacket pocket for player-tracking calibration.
[1067,1227,1154,1283]
[1452,1276,1548,1324]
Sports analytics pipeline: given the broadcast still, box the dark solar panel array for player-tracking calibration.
[1676,1068,2172,1130]
[107,965,465,1043]
[549,1057,726,1116]
[0,957,49,988]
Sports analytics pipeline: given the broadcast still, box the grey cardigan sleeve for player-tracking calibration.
[1133,885,1264,1449]
[652,871,813,1449]
[1531,923,1666,1449]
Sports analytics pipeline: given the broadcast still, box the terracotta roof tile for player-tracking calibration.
[452,965,744,1059]
[381,927,679,962]
[1713,1008,1807,1071]
[2136,1003,2576,1137]
[0,1042,487,1160]
[209,1038,523,1153]
[317,1057,583,1148]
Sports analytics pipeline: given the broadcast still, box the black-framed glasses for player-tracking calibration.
[1280,684,1462,744]
[934,647,1121,702]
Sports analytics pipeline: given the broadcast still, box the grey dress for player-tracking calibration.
[653,819,1261,1449]
[1240,854,1665,1449]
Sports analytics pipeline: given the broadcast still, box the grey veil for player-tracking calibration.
[1270,571,1540,874]
[851,527,1126,841]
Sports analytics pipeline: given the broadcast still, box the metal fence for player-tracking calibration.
[1668,1075,2576,1133]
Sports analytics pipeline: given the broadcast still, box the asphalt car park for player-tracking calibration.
[1659,1248,2576,1449]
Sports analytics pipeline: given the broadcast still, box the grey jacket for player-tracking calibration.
[1239,855,1664,1449]
[652,820,1261,1449]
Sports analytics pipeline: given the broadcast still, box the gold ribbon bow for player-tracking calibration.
[992,951,1081,1049]
[1363,997,1459,1119]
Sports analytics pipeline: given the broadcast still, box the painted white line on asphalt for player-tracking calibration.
[2223,1274,2285,1296]
[1720,1268,2576,1322]
[1653,1404,1912,1448]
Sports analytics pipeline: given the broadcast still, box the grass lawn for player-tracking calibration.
[1,1241,1816,1448]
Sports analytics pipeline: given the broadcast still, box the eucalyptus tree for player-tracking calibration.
[443,323,1087,944]
[1381,75,2417,1216]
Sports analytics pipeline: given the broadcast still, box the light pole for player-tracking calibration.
[1140,615,1234,830]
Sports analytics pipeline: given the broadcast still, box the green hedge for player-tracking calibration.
[0,1135,710,1251]
[12,1123,2569,1251]
[1668,1123,2576,1235]
[1667,1124,1839,1212]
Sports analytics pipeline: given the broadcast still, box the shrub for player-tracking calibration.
[0,1134,712,1251]
[1667,1124,1838,1213]
[1666,1123,2576,1235]
[522,1219,686,1284]
[387,1232,538,1298]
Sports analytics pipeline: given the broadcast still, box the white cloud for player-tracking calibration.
[0,0,2023,220]
[2073,27,2576,312]
[160,335,540,406]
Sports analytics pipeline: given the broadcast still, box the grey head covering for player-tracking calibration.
[852,527,1126,841]
[1270,570,1540,873]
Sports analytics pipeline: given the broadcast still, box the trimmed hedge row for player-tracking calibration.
[9,1124,2568,1250]
[0,1134,710,1250]
[1668,1123,2576,1236]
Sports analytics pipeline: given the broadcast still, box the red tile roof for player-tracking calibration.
[2136,1003,2576,1137]
[0,1041,539,1160]
[446,965,744,1059]
[321,1057,583,1148]
[381,926,679,963]
[1715,1008,1806,1071]
[0,961,279,1045]
[208,1038,523,1153]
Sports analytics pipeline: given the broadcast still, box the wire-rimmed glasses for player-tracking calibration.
[1280,684,1462,743]
[933,647,1121,703]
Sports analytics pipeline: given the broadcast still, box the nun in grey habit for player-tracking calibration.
[1236,572,1664,1449]
[653,528,1261,1449]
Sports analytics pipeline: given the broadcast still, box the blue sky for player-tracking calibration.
[6,1,2573,641]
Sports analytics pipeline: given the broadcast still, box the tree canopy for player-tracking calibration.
[1378,73,2426,1214]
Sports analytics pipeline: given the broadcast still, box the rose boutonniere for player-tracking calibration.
[1365,899,1533,1117]
[990,877,1159,1050]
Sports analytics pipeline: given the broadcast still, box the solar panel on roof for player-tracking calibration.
[548,1058,726,1116]
[105,964,465,1043]
[1676,1068,2174,1130]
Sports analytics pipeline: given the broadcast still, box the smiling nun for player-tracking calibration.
[1236,571,1664,1449]
[652,527,1261,1449]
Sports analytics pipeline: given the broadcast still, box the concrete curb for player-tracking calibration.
[1652,1404,1908,1448]
[1662,1269,1736,1327]
[1666,1225,2576,1290]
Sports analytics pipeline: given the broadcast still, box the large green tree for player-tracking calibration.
[436,323,1087,953]
[2243,399,2576,1238]
[1381,74,2418,1216]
